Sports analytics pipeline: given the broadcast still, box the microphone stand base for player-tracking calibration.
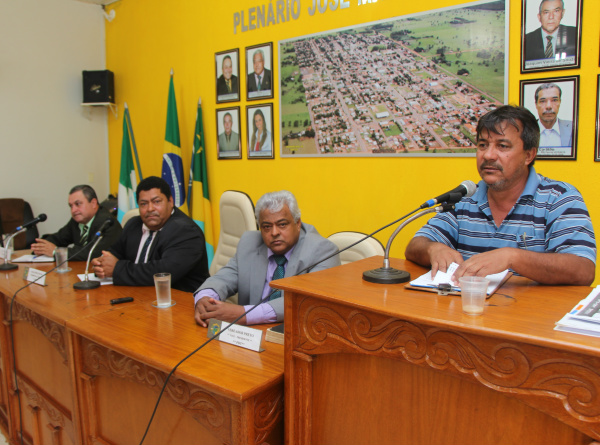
[73,280,101,290]
[363,267,410,284]
[0,263,18,271]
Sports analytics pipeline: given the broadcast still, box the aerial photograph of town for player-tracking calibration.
[279,0,506,157]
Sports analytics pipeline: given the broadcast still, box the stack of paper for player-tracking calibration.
[555,286,600,337]
[409,262,511,296]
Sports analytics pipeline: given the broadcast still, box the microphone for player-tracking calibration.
[2,214,48,270]
[74,218,114,290]
[419,180,476,209]
[94,219,114,237]
[15,214,47,231]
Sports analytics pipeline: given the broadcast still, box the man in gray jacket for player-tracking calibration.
[194,190,340,326]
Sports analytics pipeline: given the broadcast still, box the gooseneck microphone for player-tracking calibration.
[1,214,49,271]
[419,180,477,209]
[74,219,114,290]
[365,181,477,284]
[15,213,47,231]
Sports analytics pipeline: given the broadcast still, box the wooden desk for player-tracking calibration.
[0,258,284,445]
[275,256,600,445]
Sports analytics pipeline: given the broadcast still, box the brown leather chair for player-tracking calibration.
[0,198,38,250]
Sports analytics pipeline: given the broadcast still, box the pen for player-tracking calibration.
[521,233,528,250]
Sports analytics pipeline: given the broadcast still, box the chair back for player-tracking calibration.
[327,231,385,265]
[121,208,140,227]
[0,198,38,250]
[210,191,257,276]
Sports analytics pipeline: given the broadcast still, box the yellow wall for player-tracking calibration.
[105,0,600,282]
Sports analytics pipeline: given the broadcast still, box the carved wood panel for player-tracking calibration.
[80,337,232,443]
[292,296,600,440]
[253,384,284,445]
[5,299,67,362]
[17,373,74,444]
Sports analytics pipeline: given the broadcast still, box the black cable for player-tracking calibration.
[138,205,423,444]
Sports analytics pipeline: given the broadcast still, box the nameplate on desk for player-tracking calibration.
[207,318,264,352]
[23,267,46,286]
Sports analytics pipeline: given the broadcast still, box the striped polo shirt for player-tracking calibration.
[415,168,596,265]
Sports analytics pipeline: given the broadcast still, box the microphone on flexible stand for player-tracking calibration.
[363,181,477,284]
[1,214,48,271]
[74,219,114,290]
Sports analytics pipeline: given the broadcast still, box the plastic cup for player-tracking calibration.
[55,247,71,273]
[154,273,172,308]
[459,276,489,315]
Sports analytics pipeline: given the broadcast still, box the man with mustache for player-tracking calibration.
[405,105,595,285]
[91,176,209,292]
[32,184,122,260]
[535,83,572,151]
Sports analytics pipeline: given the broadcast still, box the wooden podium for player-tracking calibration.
[274,257,600,445]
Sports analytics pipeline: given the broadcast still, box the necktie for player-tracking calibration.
[257,75,262,91]
[138,231,155,264]
[79,225,89,244]
[226,79,231,93]
[545,36,553,59]
[269,255,287,301]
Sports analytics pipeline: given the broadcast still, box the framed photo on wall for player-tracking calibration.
[216,107,242,159]
[246,103,274,159]
[520,0,582,73]
[246,43,273,101]
[520,76,579,160]
[595,75,600,161]
[216,49,240,103]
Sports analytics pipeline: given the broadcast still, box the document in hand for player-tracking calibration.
[407,262,511,297]
[555,286,600,337]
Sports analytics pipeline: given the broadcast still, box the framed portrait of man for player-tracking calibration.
[246,104,274,159]
[520,76,579,160]
[215,49,240,103]
[521,0,582,73]
[216,107,242,159]
[246,43,274,101]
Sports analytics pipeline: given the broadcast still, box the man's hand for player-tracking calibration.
[194,297,246,327]
[31,239,56,257]
[91,251,118,278]
[451,248,514,283]
[427,242,464,277]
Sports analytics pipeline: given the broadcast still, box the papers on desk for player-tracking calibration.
[13,254,55,263]
[76,273,113,286]
[408,262,511,296]
[555,286,600,337]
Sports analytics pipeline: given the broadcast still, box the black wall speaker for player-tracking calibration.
[82,70,115,104]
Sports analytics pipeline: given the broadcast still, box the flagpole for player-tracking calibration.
[124,102,143,180]
[187,97,202,208]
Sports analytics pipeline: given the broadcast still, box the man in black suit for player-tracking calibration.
[91,176,209,292]
[216,55,239,97]
[247,49,272,94]
[524,0,577,62]
[31,185,122,260]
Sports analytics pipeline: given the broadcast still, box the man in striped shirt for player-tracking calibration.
[405,105,595,285]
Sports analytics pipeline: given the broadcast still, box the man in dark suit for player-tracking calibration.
[216,55,239,97]
[247,49,272,94]
[194,190,340,326]
[31,185,122,261]
[524,0,577,62]
[91,176,209,292]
